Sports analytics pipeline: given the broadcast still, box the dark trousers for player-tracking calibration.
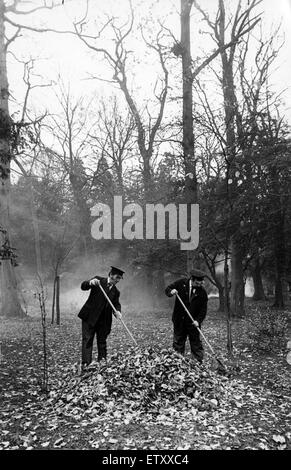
[81,320,108,365]
[173,321,203,363]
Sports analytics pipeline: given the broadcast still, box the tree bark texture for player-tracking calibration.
[0,5,25,317]
[181,0,198,272]
[273,214,286,308]
[230,238,245,316]
[252,257,266,301]
[55,275,60,325]
[218,0,245,316]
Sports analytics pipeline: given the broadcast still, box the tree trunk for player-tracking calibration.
[181,0,196,190]
[273,212,285,308]
[274,277,284,308]
[0,6,25,318]
[266,278,274,297]
[142,151,153,201]
[274,249,285,308]
[200,250,225,311]
[69,173,92,254]
[55,275,60,325]
[230,237,245,316]
[0,261,25,317]
[252,258,266,301]
[217,0,245,318]
[29,180,43,277]
[218,285,225,312]
[51,277,56,324]
[181,0,198,272]
[224,246,233,354]
[282,280,288,302]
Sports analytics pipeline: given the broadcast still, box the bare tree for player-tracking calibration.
[0,0,63,317]
[72,0,169,201]
[0,1,25,317]
[191,1,288,353]
[165,0,262,273]
[50,222,77,325]
[41,83,94,255]
[193,0,262,320]
[89,96,136,197]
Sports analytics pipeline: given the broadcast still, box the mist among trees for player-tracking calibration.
[0,0,290,326]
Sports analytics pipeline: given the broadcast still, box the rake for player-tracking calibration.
[175,293,228,375]
[98,282,138,347]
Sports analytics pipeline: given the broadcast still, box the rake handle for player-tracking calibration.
[98,282,138,347]
[175,293,217,357]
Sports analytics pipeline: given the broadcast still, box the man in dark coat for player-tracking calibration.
[165,268,208,363]
[78,266,124,367]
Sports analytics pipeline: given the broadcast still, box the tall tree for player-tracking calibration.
[171,0,262,273]
[0,0,24,317]
[192,0,261,318]
[41,84,94,255]
[74,1,169,201]
[89,96,136,198]
[0,0,61,317]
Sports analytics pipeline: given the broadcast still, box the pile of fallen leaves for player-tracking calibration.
[48,347,228,419]
[1,311,290,450]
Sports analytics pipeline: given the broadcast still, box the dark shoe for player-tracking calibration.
[97,357,107,365]
[173,347,185,356]
[80,363,89,375]
[191,353,203,364]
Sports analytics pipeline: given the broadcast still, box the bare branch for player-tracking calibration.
[4,26,21,50]
[5,0,59,15]
[4,15,74,34]
[192,0,262,80]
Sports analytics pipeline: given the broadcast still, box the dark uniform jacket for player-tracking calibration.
[165,278,208,326]
[78,276,121,332]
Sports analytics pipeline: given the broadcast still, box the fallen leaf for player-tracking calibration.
[273,435,286,444]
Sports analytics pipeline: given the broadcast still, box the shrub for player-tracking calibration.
[245,307,288,353]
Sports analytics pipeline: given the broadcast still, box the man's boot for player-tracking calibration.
[97,342,107,362]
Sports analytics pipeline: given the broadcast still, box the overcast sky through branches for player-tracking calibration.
[6,0,291,161]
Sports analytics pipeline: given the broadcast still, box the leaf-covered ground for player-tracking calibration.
[0,299,290,450]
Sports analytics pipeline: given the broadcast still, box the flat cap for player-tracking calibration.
[189,268,207,279]
[110,266,125,277]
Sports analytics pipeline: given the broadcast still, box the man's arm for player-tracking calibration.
[112,291,121,311]
[81,275,102,290]
[165,279,183,297]
[196,291,208,324]
[112,291,121,319]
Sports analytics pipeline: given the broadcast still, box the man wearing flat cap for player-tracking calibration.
[78,266,124,368]
[165,268,208,363]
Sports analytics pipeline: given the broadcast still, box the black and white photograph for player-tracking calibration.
[0,0,290,455]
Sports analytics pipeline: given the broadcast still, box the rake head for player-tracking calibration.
[215,358,231,377]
